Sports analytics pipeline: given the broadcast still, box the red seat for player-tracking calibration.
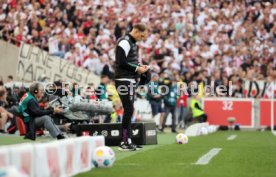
[36,129,44,136]
[16,116,44,136]
[16,116,26,136]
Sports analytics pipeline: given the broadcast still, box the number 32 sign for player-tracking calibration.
[203,98,254,128]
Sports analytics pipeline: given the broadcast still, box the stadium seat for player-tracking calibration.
[16,116,26,136]
[6,123,17,134]
[16,116,44,136]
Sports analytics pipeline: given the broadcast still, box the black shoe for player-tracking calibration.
[172,130,178,133]
[118,142,136,152]
[57,134,66,140]
[24,136,35,141]
[157,128,164,133]
[131,143,143,150]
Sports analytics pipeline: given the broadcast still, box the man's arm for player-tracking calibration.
[195,102,203,111]
[116,40,138,72]
[27,99,53,117]
[147,83,161,99]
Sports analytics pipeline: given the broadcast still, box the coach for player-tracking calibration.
[115,23,149,151]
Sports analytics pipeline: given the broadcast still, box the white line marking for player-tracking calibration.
[195,148,222,165]
[227,135,237,141]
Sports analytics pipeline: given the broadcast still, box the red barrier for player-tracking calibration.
[203,98,254,128]
[259,100,276,127]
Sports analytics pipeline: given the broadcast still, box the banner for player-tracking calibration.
[17,43,100,86]
[74,137,93,173]
[59,140,76,177]
[0,136,105,177]
[9,143,34,177]
[243,80,276,98]
[203,98,254,128]
[75,123,157,146]
[0,147,10,167]
[34,142,62,177]
[30,136,104,177]
[90,136,105,149]
[259,100,276,127]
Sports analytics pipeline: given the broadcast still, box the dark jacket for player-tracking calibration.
[25,99,53,118]
[115,34,139,79]
[25,99,53,140]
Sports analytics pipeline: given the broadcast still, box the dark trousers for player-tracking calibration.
[162,105,176,132]
[150,100,163,117]
[115,80,136,142]
[194,114,208,123]
[25,118,36,140]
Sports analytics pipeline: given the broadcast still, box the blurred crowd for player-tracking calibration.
[0,0,275,97]
[0,0,276,134]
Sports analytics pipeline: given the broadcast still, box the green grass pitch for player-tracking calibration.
[1,131,276,177]
[77,131,276,177]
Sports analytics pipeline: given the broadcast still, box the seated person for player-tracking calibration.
[0,106,9,133]
[190,94,208,123]
[0,86,14,133]
[18,82,65,140]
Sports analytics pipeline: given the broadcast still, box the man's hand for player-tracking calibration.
[54,106,63,114]
[140,65,149,69]
[7,112,14,118]
[44,103,50,110]
[137,66,148,74]
[153,95,161,99]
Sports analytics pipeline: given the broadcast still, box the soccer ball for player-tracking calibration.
[0,166,29,177]
[199,127,208,135]
[92,146,116,168]
[176,133,189,144]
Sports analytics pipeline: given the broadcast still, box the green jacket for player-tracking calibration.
[147,81,161,102]
[164,85,178,107]
[96,83,108,100]
[18,92,36,122]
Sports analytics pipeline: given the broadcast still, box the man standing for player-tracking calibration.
[96,75,110,100]
[147,73,164,131]
[160,79,178,133]
[115,23,149,151]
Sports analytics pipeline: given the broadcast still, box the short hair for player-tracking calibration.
[8,75,13,80]
[29,82,42,95]
[133,23,147,32]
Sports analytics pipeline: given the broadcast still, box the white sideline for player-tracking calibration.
[195,148,222,165]
[227,135,237,141]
